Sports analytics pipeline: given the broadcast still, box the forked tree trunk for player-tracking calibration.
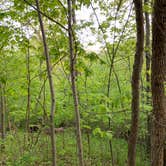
[67,0,84,165]
[35,0,57,165]
[151,0,166,166]
[128,0,144,166]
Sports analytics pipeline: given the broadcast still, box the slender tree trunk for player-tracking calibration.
[39,34,48,124]
[128,0,144,166]
[151,0,166,166]
[107,67,115,166]
[0,83,5,151]
[35,0,57,165]
[25,40,31,132]
[43,81,48,124]
[67,0,84,165]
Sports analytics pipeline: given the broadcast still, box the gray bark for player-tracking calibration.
[35,0,57,165]
[67,0,84,165]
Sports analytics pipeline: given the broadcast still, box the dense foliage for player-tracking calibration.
[0,0,155,165]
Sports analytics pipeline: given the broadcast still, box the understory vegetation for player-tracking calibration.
[1,130,149,166]
[1,0,166,166]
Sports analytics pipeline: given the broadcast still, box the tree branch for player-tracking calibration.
[23,0,68,31]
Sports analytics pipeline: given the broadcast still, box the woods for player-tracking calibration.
[0,0,166,166]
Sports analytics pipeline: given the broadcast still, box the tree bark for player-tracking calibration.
[67,0,84,166]
[151,0,166,166]
[35,0,57,165]
[128,0,144,166]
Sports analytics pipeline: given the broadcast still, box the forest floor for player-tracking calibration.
[0,129,149,166]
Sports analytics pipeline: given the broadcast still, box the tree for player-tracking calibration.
[67,0,84,165]
[25,40,31,133]
[0,83,5,143]
[128,0,144,166]
[151,0,166,165]
[35,0,57,165]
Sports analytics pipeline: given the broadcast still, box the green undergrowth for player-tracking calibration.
[0,129,149,166]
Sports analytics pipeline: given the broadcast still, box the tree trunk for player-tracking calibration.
[25,40,31,132]
[67,0,84,166]
[43,81,48,124]
[35,0,57,165]
[151,0,166,166]
[128,0,144,166]
[0,83,5,151]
